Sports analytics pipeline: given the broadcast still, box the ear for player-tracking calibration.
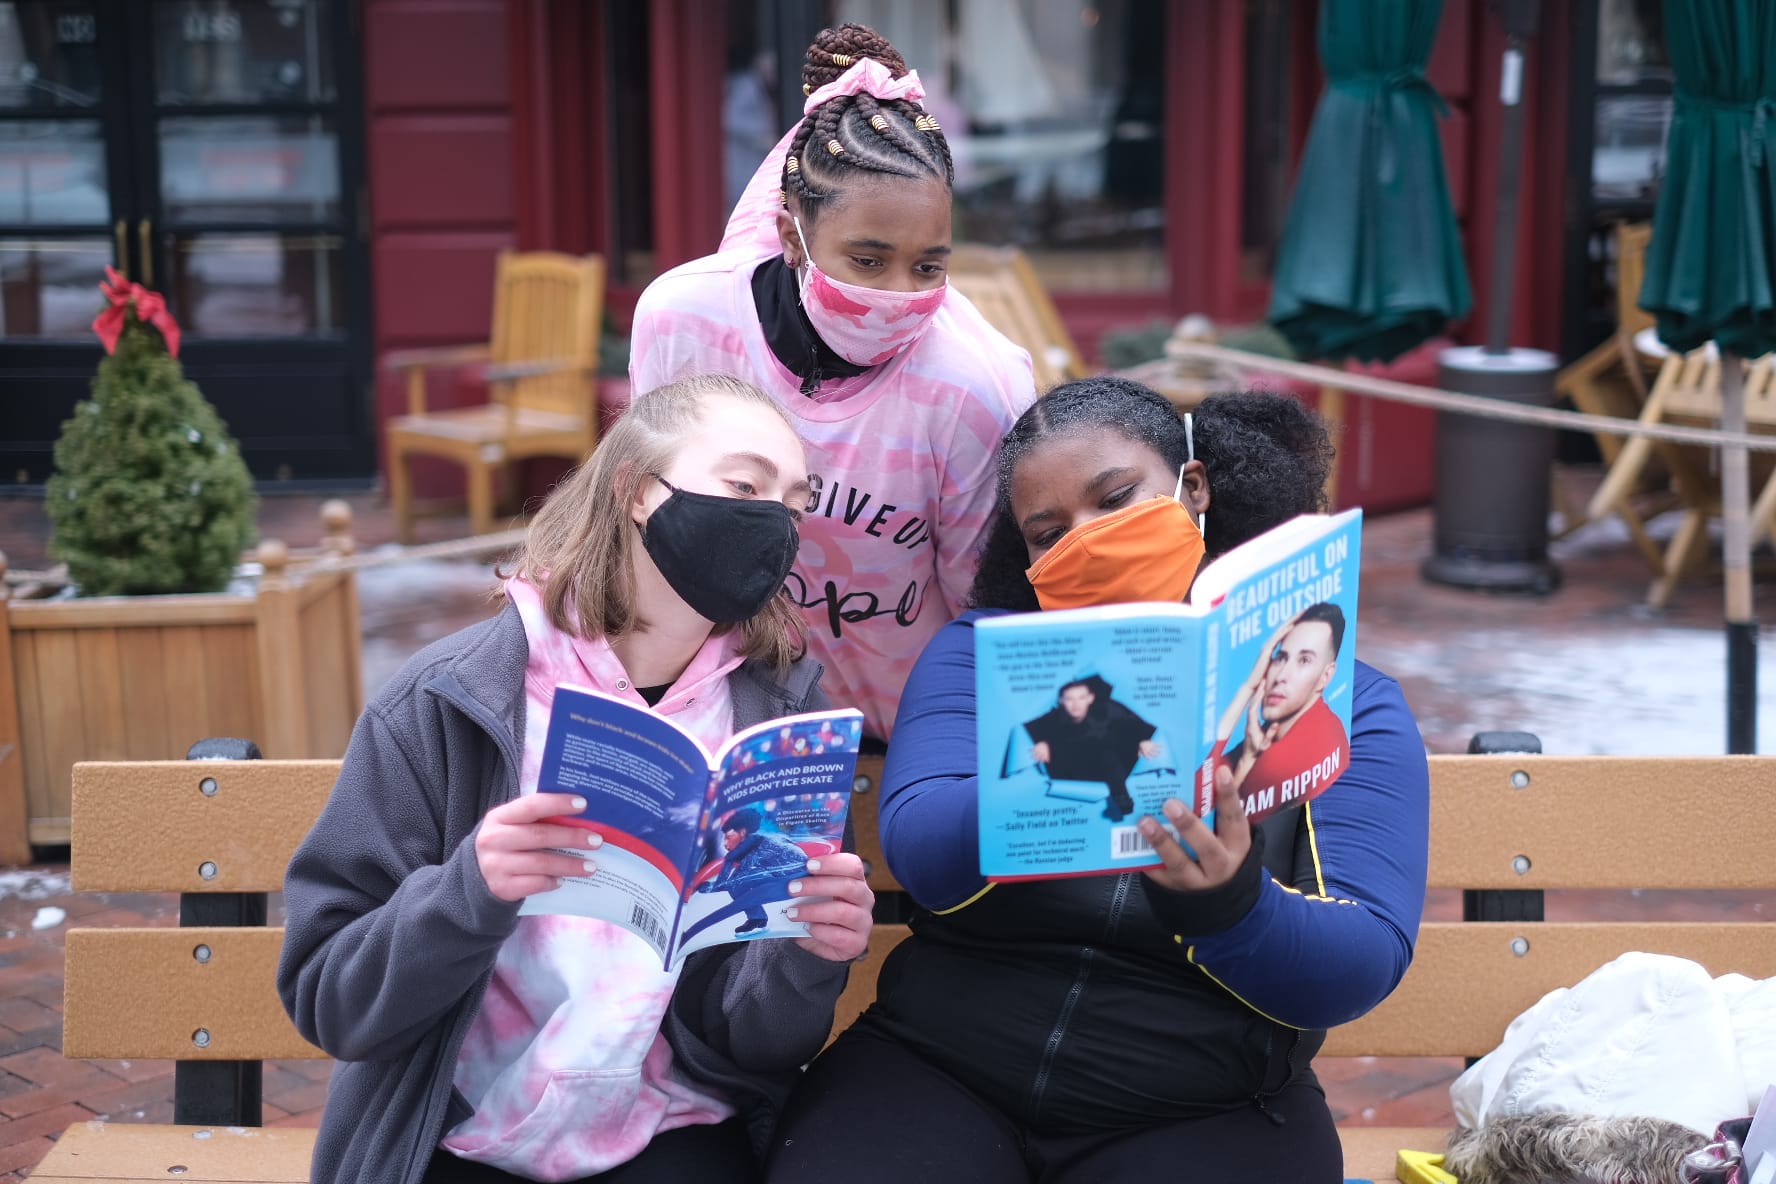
[626,464,659,528]
[775,208,803,270]
[1314,659,1336,697]
[1178,459,1210,517]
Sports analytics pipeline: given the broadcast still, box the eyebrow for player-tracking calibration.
[721,451,778,477]
[722,450,811,498]
[840,238,952,257]
[1085,466,1140,492]
[1019,467,1144,530]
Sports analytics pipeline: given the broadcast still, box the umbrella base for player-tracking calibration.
[1421,551,1561,595]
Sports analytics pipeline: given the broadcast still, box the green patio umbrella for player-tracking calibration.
[1637,0,1774,753]
[1266,0,1471,363]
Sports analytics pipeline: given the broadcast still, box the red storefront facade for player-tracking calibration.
[9,0,1662,493]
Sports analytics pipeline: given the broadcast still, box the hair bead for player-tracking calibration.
[870,114,888,132]
[803,82,812,96]
[786,155,800,173]
[826,139,844,156]
[830,52,853,66]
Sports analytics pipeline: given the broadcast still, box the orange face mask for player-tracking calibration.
[1025,494,1206,611]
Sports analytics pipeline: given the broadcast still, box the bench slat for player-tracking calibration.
[72,760,338,893]
[29,1120,316,1182]
[1323,920,1776,1057]
[64,928,323,1061]
[1424,755,1776,889]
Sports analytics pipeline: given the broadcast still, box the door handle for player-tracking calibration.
[137,218,153,287]
[113,221,128,279]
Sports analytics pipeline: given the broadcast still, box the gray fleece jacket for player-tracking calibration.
[277,603,850,1184]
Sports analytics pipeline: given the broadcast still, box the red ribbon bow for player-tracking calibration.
[93,266,181,358]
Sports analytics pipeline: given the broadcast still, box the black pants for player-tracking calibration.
[764,1028,1343,1184]
[423,1118,759,1184]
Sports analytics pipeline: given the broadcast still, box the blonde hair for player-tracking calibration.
[515,374,808,670]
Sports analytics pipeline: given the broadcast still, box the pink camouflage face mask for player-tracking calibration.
[795,217,947,367]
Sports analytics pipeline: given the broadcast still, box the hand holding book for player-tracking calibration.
[1137,762,1252,894]
[784,851,874,962]
[475,793,605,903]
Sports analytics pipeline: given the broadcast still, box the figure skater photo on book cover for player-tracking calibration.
[698,805,818,935]
[1015,675,1171,822]
[1211,601,1350,820]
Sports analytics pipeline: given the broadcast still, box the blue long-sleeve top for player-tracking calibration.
[879,609,1430,1031]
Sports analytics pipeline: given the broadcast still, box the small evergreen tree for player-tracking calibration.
[47,303,257,597]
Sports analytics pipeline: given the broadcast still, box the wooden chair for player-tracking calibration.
[947,244,1090,393]
[1586,347,1776,607]
[1553,221,1676,555]
[386,251,605,542]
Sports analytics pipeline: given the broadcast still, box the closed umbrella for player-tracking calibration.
[1637,0,1775,753]
[1267,0,1471,363]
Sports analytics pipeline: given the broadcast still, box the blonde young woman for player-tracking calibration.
[279,375,874,1184]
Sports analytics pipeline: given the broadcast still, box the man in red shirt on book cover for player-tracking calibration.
[1213,602,1349,819]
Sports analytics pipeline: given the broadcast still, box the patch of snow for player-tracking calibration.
[0,869,71,902]
[31,905,66,930]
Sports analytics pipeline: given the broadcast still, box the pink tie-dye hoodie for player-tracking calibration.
[630,138,1037,741]
[440,579,741,1180]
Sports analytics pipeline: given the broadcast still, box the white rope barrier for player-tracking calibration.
[10,342,1769,588]
[1161,342,1776,454]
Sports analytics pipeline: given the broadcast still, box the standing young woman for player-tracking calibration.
[767,379,1430,1184]
[629,23,1037,742]
[279,376,873,1184]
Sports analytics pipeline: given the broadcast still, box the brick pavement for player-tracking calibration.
[0,475,1772,1178]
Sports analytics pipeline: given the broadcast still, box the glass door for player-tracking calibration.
[0,0,372,487]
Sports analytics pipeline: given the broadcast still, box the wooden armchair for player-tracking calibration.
[1587,347,1776,607]
[1553,221,1676,554]
[386,251,605,542]
[948,244,1090,393]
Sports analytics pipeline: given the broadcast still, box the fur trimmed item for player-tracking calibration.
[1445,1112,1711,1184]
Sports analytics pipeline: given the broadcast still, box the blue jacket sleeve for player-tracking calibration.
[1171,664,1430,1029]
[879,613,992,911]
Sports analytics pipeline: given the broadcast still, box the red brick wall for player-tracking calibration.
[362,0,517,494]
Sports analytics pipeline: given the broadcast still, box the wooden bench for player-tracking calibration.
[837,748,1776,1181]
[42,749,1776,1182]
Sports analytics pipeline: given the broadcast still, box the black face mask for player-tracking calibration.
[639,477,800,623]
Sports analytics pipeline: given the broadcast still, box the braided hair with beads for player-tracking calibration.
[782,24,954,220]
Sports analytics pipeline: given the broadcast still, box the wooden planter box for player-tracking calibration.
[0,507,364,861]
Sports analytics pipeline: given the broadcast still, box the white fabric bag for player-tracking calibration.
[1451,951,1751,1135]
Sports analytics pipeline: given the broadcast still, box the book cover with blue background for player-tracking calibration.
[520,686,863,968]
[976,510,1362,880]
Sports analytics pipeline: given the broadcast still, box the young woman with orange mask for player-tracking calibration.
[764,377,1431,1184]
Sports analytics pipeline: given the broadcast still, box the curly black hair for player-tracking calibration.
[967,376,1335,612]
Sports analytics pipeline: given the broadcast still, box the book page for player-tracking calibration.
[1197,509,1362,826]
[975,610,1202,880]
[672,710,863,965]
[518,685,714,966]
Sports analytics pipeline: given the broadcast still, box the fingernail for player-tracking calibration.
[582,860,597,873]
[571,797,587,811]
[806,859,822,872]
[788,880,803,894]
[786,907,799,920]
[584,833,604,849]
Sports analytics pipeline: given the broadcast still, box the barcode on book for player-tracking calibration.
[1111,827,1151,858]
[629,903,667,950]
